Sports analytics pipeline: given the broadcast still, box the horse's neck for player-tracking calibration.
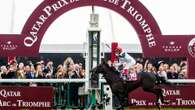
[103,71,121,85]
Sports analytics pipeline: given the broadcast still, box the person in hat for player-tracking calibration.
[113,46,136,80]
[155,61,171,85]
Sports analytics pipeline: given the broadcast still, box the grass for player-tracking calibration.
[56,108,195,110]
[61,108,195,110]
[125,108,195,110]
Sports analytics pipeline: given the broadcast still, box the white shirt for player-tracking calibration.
[157,71,168,80]
[115,51,136,70]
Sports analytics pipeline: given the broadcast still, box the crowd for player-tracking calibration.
[0,57,86,107]
[122,58,188,81]
[0,57,85,80]
[0,57,188,80]
[144,59,188,79]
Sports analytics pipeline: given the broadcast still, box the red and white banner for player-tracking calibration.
[0,86,53,109]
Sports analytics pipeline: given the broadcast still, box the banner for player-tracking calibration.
[128,85,195,108]
[0,86,53,109]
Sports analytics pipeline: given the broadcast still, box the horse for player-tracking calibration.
[90,61,171,110]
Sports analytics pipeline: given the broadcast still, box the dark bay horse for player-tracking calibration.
[91,61,170,110]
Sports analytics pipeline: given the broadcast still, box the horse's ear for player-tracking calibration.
[101,59,107,64]
[101,59,111,68]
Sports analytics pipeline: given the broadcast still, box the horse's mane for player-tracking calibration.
[101,60,115,72]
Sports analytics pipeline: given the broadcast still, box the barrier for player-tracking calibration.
[128,85,195,108]
[0,86,53,109]
[0,79,87,83]
[0,78,195,109]
[0,79,88,109]
[168,79,195,83]
[0,79,112,109]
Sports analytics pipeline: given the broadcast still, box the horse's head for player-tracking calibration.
[90,60,110,80]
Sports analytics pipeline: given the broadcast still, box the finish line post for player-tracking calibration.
[86,6,101,109]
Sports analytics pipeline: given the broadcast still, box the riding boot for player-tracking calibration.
[163,100,170,104]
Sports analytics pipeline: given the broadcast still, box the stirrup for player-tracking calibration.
[163,100,170,104]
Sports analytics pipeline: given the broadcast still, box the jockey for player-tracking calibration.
[113,46,136,80]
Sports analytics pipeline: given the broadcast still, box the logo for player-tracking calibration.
[162,41,181,52]
[162,88,180,97]
[0,41,18,51]
[188,38,195,58]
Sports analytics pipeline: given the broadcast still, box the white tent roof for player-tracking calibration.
[1,0,195,46]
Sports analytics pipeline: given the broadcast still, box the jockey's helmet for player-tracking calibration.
[115,46,123,53]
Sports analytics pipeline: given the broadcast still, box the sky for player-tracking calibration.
[0,0,195,45]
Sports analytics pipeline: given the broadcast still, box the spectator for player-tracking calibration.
[39,60,45,71]
[78,63,85,78]
[25,65,35,79]
[44,60,54,78]
[9,60,18,72]
[56,65,65,79]
[16,69,25,79]
[63,57,79,79]
[167,66,178,79]
[63,57,80,107]
[151,66,157,74]
[54,64,67,108]
[56,71,64,79]
[163,63,170,73]
[178,69,188,79]
[0,66,7,79]
[3,64,17,79]
[144,60,155,73]
[63,57,74,70]
[135,62,143,73]
[172,63,180,74]
[74,64,82,78]
[157,65,167,80]
[35,63,45,78]
[18,62,24,70]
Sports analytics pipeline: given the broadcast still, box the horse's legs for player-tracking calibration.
[143,88,162,110]
[112,82,127,110]
[114,92,126,110]
[156,88,170,104]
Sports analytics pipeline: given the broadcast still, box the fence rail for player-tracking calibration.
[0,79,87,83]
[0,78,194,109]
[168,79,195,83]
[0,79,194,83]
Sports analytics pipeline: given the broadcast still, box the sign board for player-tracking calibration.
[0,86,53,109]
[128,85,195,108]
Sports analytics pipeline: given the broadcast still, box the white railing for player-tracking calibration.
[100,79,195,84]
[0,79,194,84]
[0,79,88,83]
[168,79,195,83]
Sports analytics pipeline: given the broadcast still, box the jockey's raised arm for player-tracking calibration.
[114,46,136,70]
[120,51,136,68]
